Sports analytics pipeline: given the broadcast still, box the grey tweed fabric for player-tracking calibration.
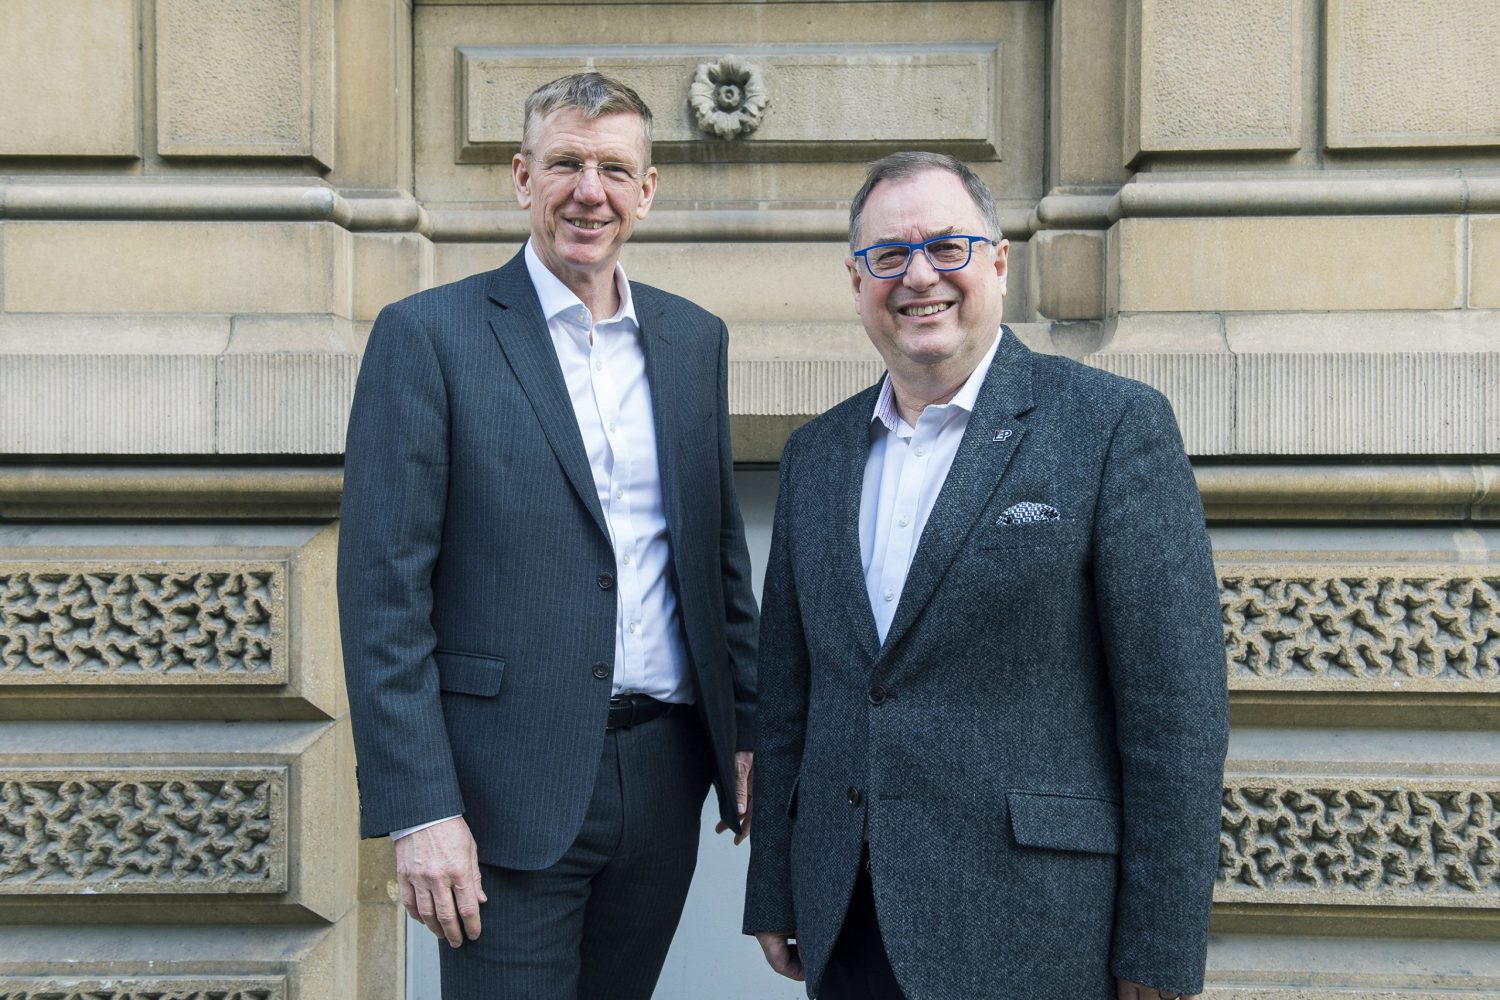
[338,248,758,870]
[743,329,1228,999]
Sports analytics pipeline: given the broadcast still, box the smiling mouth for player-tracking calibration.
[899,303,952,317]
[567,218,609,231]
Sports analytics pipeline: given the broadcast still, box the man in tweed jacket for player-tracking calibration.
[744,152,1228,1000]
[339,74,757,999]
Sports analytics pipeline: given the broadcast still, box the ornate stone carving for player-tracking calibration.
[0,564,287,685]
[689,58,769,140]
[0,979,285,1000]
[1220,568,1500,690]
[1218,780,1500,905]
[0,768,287,894]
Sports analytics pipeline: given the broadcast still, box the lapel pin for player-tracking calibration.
[992,428,1012,442]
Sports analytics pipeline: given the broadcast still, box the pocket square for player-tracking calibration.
[997,501,1060,525]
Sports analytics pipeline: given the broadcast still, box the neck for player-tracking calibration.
[564,269,621,320]
[886,369,972,426]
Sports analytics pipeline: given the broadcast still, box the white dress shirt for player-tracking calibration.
[860,330,1002,643]
[392,244,691,841]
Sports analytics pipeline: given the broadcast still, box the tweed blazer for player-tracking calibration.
[338,249,758,870]
[744,330,1228,999]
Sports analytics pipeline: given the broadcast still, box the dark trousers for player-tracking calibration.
[438,711,714,1000]
[818,850,907,1000]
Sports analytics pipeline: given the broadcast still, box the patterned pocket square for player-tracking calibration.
[997,501,1060,525]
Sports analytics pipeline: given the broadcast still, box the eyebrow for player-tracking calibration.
[866,225,964,246]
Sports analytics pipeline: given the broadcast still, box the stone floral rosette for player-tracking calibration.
[689,58,770,140]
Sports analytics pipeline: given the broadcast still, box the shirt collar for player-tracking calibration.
[871,327,1004,432]
[524,239,638,328]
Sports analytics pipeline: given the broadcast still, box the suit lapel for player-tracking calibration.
[634,286,683,536]
[485,253,608,537]
[827,382,884,665]
[877,330,1036,661]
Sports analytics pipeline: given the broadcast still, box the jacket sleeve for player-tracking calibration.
[742,434,811,935]
[715,320,760,751]
[1092,388,1229,995]
[337,299,466,838]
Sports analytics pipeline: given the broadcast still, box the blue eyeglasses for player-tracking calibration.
[853,234,995,279]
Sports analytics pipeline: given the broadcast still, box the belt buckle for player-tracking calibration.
[608,694,635,730]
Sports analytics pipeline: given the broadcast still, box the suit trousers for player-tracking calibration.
[818,849,907,1000]
[438,710,715,1000]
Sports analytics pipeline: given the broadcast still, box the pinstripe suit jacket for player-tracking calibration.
[744,331,1228,998]
[338,249,758,869]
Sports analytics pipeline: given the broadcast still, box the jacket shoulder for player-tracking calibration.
[630,280,723,331]
[1029,349,1173,425]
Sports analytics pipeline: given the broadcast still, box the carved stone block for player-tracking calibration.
[1220,568,1500,692]
[0,978,285,1000]
[1127,0,1302,157]
[457,44,1000,162]
[0,564,288,686]
[1218,779,1500,905]
[155,0,334,165]
[0,767,288,894]
[1327,0,1500,149]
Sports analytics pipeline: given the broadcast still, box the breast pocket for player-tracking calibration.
[979,521,1089,551]
[433,650,506,697]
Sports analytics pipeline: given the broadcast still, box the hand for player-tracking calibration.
[1117,979,1198,1000]
[754,930,805,981]
[395,816,488,947]
[714,750,754,844]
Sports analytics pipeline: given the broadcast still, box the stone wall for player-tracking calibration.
[1,0,1497,995]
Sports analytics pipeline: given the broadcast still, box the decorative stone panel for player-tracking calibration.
[0,978,285,1000]
[1219,568,1500,693]
[456,44,1001,162]
[1326,0,1500,149]
[1127,0,1302,157]
[0,767,288,895]
[155,0,334,165]
[0,564,288,686]
[1217,779,1500,906]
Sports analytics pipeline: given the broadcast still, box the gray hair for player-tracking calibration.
[848,151,1001,248]
[521,72,654,165]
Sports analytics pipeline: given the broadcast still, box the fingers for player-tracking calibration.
[754,932,805,982]
[1117,980,1141,999]
[734,751,754,845]
[395,817,486,947]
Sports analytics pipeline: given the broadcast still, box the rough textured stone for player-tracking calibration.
[2,223,351,316]
[0,0,139,157]
[0,979,285,1000]
[0,563,288,686]
[1474,218,1500,309]
[1029,230,1105,320]
[1128,0,1302,156]
[1326,0,1500,149]
[1112,217,1462,312]
[353,233,433,322]
[155,0,334,165]
[215,353,360,455]
[1049,0,1128,186]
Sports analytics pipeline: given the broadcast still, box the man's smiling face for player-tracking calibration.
[512,107,657,293]
[848,168,1009,382]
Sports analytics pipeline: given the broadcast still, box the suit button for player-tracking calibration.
[868,685,887,705]
[846,787,862,807]
[597,573,614,590]
[592,661,610,679]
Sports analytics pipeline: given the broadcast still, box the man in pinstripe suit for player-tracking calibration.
[338,73,758,1000]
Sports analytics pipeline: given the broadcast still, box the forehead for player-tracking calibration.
[860,169,985,242]
[531,107,647,161]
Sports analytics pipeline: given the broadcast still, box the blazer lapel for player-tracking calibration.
[877,330,1036,661]
[828,382,884,665]
[485,253,608,537]
[634,286,684,536]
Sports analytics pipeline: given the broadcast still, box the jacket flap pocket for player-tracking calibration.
[1007,791,1121,855]
[434,650,505,696]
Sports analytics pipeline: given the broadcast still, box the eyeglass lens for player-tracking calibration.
[541,157,640,188]
[867,238,977,277]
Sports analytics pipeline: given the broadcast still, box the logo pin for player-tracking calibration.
[992,428,1013,442]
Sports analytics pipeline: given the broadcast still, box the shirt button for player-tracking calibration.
[869,685,888,705]
[607,422,618,433]
[627,621,639,635]
[614,487,625,500]
[883,589,895,602]
[597,573,614,590]
[622,553,632,565]
[594,359,604,372]
[592,661,610,679]
[898,516,910,528]
[846,787,862,807]
[913,445,927,457]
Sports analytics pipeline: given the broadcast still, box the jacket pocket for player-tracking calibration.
[434,650,506,696]
[1007,790,1121,855]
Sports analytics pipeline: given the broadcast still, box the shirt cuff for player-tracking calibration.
[390,814,461,841]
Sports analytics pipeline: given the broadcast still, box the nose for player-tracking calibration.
[574,165,607,203]
[902,247,941,289]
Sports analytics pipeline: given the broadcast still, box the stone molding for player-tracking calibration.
[1219,567,1500,693]
[1218,778,1500,906]
[0,767,288,895]
[0,564,288,687]
[0,979,286,1000]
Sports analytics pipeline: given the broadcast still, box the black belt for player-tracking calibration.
[606,693,681,731]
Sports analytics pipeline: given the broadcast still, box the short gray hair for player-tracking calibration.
[521,72,654,165]
[848,151,1000,248]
